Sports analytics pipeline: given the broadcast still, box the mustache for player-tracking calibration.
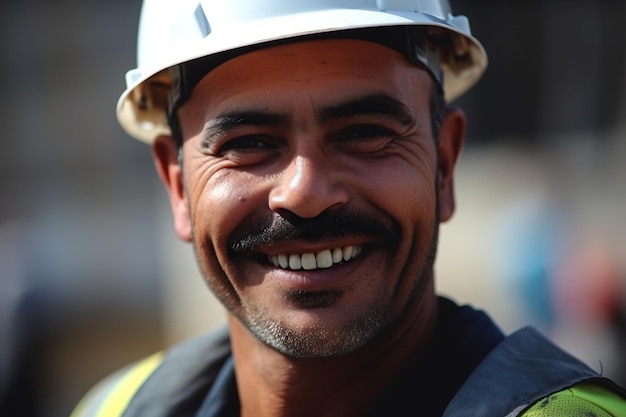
[229,210,401,254]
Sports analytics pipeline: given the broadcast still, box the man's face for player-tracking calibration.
[155,39,463,358]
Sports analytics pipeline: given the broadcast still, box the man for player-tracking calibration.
[73,1,626,416]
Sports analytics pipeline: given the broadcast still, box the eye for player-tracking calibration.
[211,134,282,167]
[218,135,277,155]
[335,124,396,153]
[338,125,395,141]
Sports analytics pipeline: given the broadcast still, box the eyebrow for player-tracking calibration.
[317,93,415,126]
[202,111,288,147]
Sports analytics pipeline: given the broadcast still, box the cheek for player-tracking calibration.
[192,170,266,253]
[384,177,436,256]
[358,160,436,222]
[187,172,266,304]
[354,159,438,271]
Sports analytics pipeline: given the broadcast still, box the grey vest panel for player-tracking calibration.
[123,326,231,417]
[443,327,605,417]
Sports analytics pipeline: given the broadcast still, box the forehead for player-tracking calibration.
[180,39,432,120]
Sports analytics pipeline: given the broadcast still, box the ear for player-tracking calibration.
[437,107,466,223]
[152,136,192,242]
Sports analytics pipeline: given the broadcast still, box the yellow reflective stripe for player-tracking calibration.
[70,372,122,417]
[93,352,164,417]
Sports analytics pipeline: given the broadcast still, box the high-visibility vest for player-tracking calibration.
[71,327,626,417]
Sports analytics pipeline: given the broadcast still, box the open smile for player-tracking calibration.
[268,245,363,271]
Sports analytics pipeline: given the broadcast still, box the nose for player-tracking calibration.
[268,152,349,218]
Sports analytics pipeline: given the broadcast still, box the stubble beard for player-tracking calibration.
[245,288,392,359]
[248,225,438,359]
[190,203,440,359]
[192,222,440,360]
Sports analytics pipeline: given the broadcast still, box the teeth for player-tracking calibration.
[301,253,316,270]
[269,245,362,271]
[342,246,353,261]
[289,254,302,270]
[278,254,288,268]
[332,247,343,263]
[316,250,333,268]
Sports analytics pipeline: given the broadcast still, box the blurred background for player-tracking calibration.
[1,1,625,416]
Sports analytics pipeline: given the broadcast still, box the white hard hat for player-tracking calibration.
[117,0,487,143]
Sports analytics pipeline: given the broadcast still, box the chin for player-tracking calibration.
[244,296,392,359]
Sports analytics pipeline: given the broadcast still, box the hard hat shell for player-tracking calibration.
[118,0,487,143]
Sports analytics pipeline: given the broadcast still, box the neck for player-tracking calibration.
[228,288,439,417]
